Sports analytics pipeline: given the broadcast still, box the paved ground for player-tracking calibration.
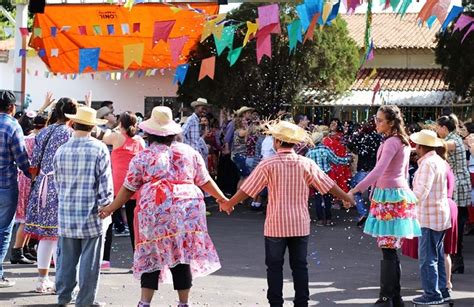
[1,205,473,306]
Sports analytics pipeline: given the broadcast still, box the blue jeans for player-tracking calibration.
[350,172,369,218]
[311,192,332,221]
[0,185,18,278]
[418,228,447,300]
[265,236,309,307]
[56,236,103,305]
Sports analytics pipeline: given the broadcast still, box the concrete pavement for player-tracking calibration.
[1,206,473,306]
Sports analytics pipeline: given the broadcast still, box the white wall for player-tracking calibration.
[0,50,178,114]
[364,50,441,69]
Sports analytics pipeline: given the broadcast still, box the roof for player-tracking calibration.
[352,68,449,91]
[341,13,439,49]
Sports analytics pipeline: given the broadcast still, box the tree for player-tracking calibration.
[177,2,359,114]
[434,2,473,98]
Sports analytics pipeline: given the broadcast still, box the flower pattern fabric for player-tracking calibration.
[123,142,221,283]
[16,134,36,223]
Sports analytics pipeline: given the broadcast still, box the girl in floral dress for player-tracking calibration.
[349,105,421,306]
[99,106,227,307]
[25,99,77,293]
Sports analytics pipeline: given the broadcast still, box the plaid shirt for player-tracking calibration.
[241,148,335,237]
[305,143,351,174]
[0,113,30,187]
[446,132,471,207]
[413,151,451,231]
[182,113,201,151]
[54,136,113,238]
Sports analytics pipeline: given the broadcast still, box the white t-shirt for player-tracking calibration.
[261,136,276,159]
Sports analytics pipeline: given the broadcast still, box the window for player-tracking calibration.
[144,96,180,118]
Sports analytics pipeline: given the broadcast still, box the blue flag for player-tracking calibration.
[441,6,463,32]
[325,1,340,25]
[173,64,189,85]
[79,48,100,73]
[297,4,310,31]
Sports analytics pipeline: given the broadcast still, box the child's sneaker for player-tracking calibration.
[35,276,55,294]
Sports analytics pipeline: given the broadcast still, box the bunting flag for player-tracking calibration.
[256,23,280,39]
[441,6,463,31]
[50,26,57,38]
[133,22,141,33]
[462,23,474,43]
[198,56,215,81]
[33,27,42,38]
[326,1,341,25]
[107,24,115,35]
[123,43,144,69]
[173,63,189,84]
[397,0,412,17]
[418,0,438,23]
[27,49,36,57]
[243,21,258,46]
[288,19,302,54]
[51,48,59,57]
[38,49,46,57]
[256,34,272,64]
[304,13,320,43]
[321,2,334,25]
[453,14,474,32]
[214,26,235,56]
[78,26,87,35]
[363,68,377,86]
[258,4,280,29]
[152,20,175,47]
[348,0,363,14]
[372,80,381,105]
[4,27,14,37]
[19,49,27,57]
[170,6,182,14]
[227,47,243,66]
[60,26,71,32]
[427,15,437,28]
[364,0,373,51]
[79,48,100,73]
[365,40,375,61]
[93,25,102,35]
[213,24,225,39]
[390,0,401,11]
[121,23,130,35]
[200,14,226,42]
[169,36,189,65]
[19,27,29,37]
[297,4,310,31]
[430,0,450,25]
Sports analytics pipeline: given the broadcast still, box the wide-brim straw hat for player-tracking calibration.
[266,120,313,145]
[96,106,113,119]
[190,97,209,108]
[410,129,444,147]
[235,106,255,117]
[139,106,183,136]
[66,106,107,126]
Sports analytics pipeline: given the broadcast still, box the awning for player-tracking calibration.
[29,3,218,74]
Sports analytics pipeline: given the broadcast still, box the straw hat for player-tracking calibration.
[96,106,113,119]
[410,129,444,147]
[66,106,108,126]
[235,106,255,117]
[190,98,209,108]
[139,106,183,136]
[266,120,313,145]
[311,131,324,144]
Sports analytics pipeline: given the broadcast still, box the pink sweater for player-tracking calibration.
[355,136,410,192]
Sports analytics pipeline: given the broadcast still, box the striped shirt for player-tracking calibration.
[182,113,201,151]
[54,136,114,238]
[413,151,451,231]
[241,148,335,237]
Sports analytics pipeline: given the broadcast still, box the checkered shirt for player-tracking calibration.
[446,132,472,207]
[305,143,351,174]
[0,113,30,187]
[182,113,201,151]
[54,136,113,238]
[241,148,335,237]
[413,151,451,231]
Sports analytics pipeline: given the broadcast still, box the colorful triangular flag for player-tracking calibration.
[227,47,242,66]
[123,43,144,70]
[198,56,215,81]
[152,20,175,47]
[169,36,189,65]
[79,48,100,73]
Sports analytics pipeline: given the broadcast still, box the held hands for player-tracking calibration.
[343,190,356,209]
[98,205,113,219]
[217,197,233,215]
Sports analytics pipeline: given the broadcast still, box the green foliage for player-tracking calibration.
[177,2,359,114]
[435,9,474,98]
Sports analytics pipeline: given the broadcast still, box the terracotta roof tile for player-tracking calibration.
[351,68,449,91]
[341,13,439,49]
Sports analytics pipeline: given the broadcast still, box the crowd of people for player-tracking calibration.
[0,89,473,307]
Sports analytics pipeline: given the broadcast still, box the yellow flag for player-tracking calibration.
[213,24,224,39]
[243,21,258,46]
[201,22,214,42]
[124,0,134,11]
[27,49,36,57]
[363,68,377,86]
[123,43,144,70]
[322,1,333,24]
[201,13,226,42]
[169,6,181,13]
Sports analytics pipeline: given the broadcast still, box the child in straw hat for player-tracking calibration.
[219,120,355,307]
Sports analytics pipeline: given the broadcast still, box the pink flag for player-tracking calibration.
[169,36,189,65]
[133,22,141,33]
[198,56,215,81]
[258,4,280,29]
[152,20,175,47]
[19,27,29,37]
[372,81,381,105]
[418,0,439,22]
[462,23,474,43]
[79,26,87,35]
[454,14,474,32]
[256,23,280,39]
[431,0,450,24]
[256,34,272,64]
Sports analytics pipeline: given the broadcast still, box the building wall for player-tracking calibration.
[0,50,178,114]
[363,49,440,69]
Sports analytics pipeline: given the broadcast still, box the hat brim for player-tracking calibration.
[267,126,309,144]
[191,102,210,108]
[236,107,255,117]
[139,119,183,136]
[410,133,444,147]
[65,114,108,126]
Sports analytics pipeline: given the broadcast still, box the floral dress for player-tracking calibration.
[15,134,36,223]
[25,124,73,239]
[123,141,221,283]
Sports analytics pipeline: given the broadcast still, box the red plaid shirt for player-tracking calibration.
[241,148,335,237]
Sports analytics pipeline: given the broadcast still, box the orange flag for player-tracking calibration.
[304,13,320,43]
[198,56,215,81]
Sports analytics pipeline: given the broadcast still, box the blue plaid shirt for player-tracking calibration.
[54,136,113,238]
[182,113,201,151]
[0,113,30,188]
[306,143,351,174]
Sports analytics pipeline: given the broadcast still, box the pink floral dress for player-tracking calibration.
[16,134,36,223]
[123,141,221,283]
